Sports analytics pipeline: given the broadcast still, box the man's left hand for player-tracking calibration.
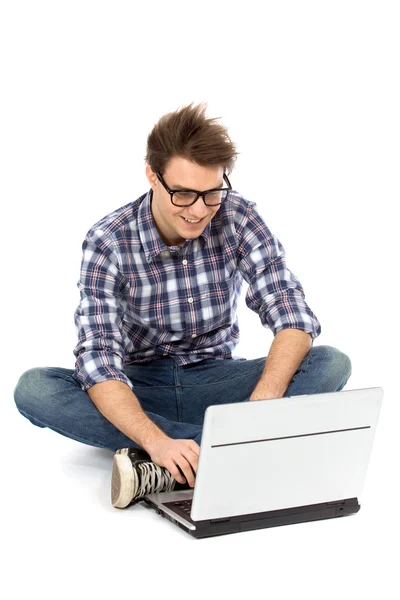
[249,385,283,402]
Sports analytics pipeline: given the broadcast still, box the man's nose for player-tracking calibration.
[187,196,210,218]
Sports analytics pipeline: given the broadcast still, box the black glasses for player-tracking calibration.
[156,171,232,206]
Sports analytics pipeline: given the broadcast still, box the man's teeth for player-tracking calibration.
[184,218,201,223]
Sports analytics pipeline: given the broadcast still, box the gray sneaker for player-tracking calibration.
[111,448,177,509]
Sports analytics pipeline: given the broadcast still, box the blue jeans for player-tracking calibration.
[13,345,351,452]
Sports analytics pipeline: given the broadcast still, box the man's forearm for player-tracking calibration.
[87,380,168,452]
[249,328,312,401]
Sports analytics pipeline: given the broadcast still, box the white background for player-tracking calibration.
[1,1,399,599]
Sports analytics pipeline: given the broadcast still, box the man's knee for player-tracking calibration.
[14,367,48,423]
[315,345,352,390]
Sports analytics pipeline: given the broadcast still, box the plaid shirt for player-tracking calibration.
[73,189,321,391]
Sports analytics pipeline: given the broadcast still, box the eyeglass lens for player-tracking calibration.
[172,189,229,206]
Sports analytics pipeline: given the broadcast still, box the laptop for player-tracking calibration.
[143,387,383,538]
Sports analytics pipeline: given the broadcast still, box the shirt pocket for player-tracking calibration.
[192,272,238,334]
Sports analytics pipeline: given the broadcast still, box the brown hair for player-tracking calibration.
[145,102,239,175]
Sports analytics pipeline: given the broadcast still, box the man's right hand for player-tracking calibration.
[146,438,200,487]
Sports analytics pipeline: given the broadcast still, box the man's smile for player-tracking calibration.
[180,216,207,226]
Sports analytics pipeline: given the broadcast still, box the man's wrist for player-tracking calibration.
[141,428,170,454]
[249,384,284,401]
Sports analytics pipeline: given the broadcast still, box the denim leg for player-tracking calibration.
[13,364,202,452]
[284,344,352,396]
[179,345,352,428]
[13,346,351,451]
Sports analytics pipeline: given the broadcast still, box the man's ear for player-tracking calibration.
[145,164,158,190]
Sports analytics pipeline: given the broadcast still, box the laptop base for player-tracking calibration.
[143,497,360,538]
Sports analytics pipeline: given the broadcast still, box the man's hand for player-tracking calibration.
[249,383,282,401]
[146,438,200,487]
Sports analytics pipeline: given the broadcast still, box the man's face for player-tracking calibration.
[146,157,224,247]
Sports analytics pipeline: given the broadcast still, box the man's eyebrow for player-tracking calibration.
[170,181,224,190]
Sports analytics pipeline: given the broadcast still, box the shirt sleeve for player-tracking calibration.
[72,229,134,392]
[236,202,322,340]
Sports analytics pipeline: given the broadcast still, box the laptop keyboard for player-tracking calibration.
[164,499,194,523]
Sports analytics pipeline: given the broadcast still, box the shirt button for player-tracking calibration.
[182,259,188,265]
[188,297,194,303]
[191,333,197,338]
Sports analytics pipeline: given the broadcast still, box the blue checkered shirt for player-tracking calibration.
[73,189,321,391]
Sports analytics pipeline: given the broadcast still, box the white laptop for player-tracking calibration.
[143,387,383,538]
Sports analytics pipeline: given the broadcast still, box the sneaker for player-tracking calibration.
[111,447,184,509]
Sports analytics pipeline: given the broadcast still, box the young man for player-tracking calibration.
[14,103,352,509]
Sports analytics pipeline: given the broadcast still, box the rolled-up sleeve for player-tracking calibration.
[236,203,321,340]
[72,229,134,392]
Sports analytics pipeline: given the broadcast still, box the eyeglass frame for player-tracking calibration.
[156,171,232,206]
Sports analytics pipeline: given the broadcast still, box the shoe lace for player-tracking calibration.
[135,462,176,501]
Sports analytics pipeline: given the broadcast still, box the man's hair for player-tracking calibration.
[145,102,239,175]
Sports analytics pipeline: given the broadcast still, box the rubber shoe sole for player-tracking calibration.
[111,453,139,508]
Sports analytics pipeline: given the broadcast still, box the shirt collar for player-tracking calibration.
[138,189,211,262]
